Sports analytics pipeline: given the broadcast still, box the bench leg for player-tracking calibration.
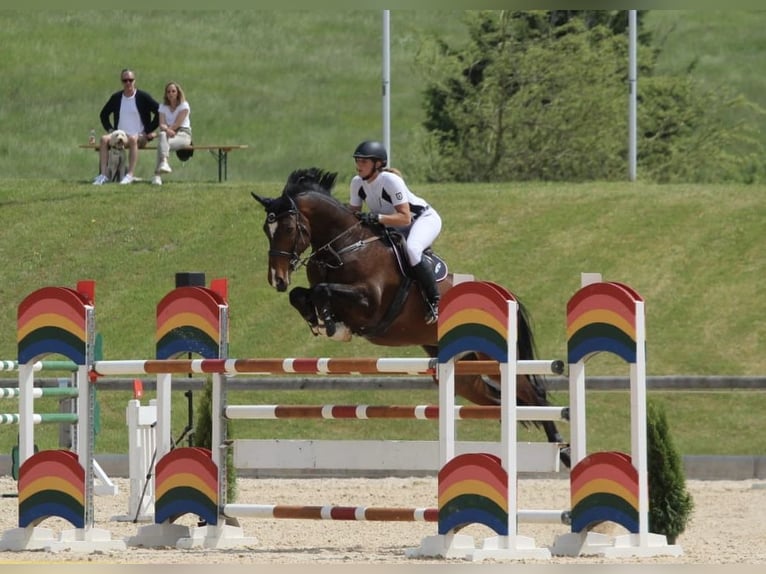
[210,149,229,182]
[207,149,228,182]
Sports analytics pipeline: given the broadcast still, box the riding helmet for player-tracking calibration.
[352,141,387,166]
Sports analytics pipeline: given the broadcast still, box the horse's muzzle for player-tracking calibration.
[275,277,288,292]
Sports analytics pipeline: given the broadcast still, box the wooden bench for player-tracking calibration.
[79,143,249,182]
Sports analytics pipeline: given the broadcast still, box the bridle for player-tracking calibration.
[266,196,380,272]
[265,196,309,272]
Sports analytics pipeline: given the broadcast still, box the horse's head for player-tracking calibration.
[252,167,339,292]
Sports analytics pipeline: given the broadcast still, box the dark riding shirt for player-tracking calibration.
[99,89,160,135]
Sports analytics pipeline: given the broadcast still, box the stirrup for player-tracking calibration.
[424,302,439,325]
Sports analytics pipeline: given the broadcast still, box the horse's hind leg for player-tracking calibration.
[517,374,571,469]
[542,420,571,469]
[423,346,495,403]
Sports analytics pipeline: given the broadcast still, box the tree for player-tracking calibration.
[417,10,763,183]
[647,400,694,544]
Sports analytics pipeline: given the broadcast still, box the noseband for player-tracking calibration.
[266,194,381,272]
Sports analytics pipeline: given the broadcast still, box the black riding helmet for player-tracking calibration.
[352,140,387,167]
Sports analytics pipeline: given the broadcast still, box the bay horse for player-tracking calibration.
[252,167,569,467]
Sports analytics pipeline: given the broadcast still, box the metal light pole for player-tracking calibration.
[628,10,637,181]
[382,10,391,166]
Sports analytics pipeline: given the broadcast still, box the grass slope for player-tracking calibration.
[0,11,764,459]
[0,179,761,376]
[0,10,466,183]
[2,11,765,182]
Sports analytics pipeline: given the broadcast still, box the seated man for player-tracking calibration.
[92,68,159,185]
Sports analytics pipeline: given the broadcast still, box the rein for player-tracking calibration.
[299,232,381,270]
[268,197,381,272]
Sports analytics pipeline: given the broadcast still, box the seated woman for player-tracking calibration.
[152,81,192,186]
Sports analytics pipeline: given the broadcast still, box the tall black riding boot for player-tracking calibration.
[412,260,441,325]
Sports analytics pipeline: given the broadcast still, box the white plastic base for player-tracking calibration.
[176,523,258,549]
[0,526,57,551]
[126,522,196,548]
[551,531,683,557]
[407,533,551,561]
[49,527,127,553]
[126,522,257,549]
[0,526,125,553]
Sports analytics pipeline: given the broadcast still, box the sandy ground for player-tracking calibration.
[0,475,764,564]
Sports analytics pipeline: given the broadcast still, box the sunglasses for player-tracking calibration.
[122,78,135,83]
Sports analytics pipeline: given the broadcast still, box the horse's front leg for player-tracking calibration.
[311,282,371,340]
[289,286,321,336]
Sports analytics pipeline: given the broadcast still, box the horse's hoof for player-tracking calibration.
[559,445,572,470]
[325,322,336,338]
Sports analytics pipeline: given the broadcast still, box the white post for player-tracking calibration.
[114,399,156,522]
[632,300,649,545]
[568,362,587,466]
[17,364,34,463]
[155,373,173,461]
[502,299,519,544]
[438,361,456,466]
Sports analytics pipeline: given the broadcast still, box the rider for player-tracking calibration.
[350,140,443,325]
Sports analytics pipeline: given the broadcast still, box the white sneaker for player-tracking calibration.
[120,173,135,185]
[158,160,172,174]
[152,175,163,186]
[92,174,108,185]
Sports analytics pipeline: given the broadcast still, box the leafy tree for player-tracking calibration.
[418,10,763,183]
[638,77,764,183]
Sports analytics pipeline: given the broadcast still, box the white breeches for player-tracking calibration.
[405,208,442,266]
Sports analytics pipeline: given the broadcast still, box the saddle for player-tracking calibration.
[358,226,448,338]
[383,228,448,281]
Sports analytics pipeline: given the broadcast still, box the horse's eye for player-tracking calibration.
[267,213,277,223]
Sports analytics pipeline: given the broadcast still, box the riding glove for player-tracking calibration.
[356,212,381,226]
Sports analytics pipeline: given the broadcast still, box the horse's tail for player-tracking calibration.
[518,298,571,467]
[516,298,551,408]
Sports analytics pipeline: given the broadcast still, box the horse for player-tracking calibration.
[251,167,570,467]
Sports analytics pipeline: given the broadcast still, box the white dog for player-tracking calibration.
[105,130,128,182]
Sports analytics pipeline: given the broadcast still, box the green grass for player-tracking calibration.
[0,180,762,376]
[0,179,763,458]
[0,10,467,183]
[1,11,764,461]
[643,11,766,166]
[2,11,765,183]
[645,11,766,117]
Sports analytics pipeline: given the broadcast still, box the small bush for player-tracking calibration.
[194,378,237,503]
[647,399,694,544]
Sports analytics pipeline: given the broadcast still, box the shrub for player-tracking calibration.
[647,399,694,544]
[419,10,764,183]
[194,378,237,503]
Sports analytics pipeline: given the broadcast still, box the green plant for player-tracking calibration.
[194,378,236,503]
[418,11,763,183]
[647,399,694,544]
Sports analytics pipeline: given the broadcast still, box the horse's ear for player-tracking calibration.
[251,192,272,210]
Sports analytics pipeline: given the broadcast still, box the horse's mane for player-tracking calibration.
[284,167,338,200]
